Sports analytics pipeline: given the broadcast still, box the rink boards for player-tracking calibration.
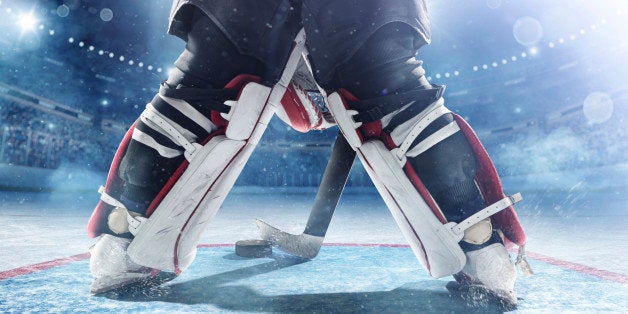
[1,244,627,313]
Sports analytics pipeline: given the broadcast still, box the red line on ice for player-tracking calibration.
[1,244,627,284]
[325,244,628,283]
[0,252,90,280]
[196,243,234,248]
[324,243,411,248]
[523,250,628,284]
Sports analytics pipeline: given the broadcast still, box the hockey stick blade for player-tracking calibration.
[256,219,324,259]
[256,134,355,259]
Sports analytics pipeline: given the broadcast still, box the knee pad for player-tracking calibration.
[327,88,525,278]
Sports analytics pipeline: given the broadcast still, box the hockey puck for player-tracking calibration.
[235,239,272,258]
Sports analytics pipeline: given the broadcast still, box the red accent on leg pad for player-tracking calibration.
[453,114,526,247]
[87,121,137,238]
[380,132,448,224]
[362,121,383,140]
[280,84,315,133]
[338,88,382,142]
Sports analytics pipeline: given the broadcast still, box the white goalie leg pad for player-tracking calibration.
[126,83,271,273]
[359,141,466,277]
[127,30,308,274]
[327,92,463,277]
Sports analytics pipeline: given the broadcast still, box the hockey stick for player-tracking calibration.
[256,133,356,258]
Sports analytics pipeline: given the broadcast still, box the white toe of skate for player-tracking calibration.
[89,234,153,294]
[457,243,518,307]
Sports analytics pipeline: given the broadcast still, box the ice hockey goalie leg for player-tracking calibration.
[328,90,467,278]
[328,88,523,308]
[127,30,308,273]
[125,81,273,273]
[327,88,525,279]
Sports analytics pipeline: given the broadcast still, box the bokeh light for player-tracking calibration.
[583,92,614,124]
[56,5,69,18]
[486,0,502,10]
[100,8,113,22]
[529,47,538,55]
[513,16,543,46]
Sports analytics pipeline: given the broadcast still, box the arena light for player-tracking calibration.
[529,47,538,55]
[17,12,38,33]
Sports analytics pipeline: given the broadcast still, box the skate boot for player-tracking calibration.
[448,242,518,310]
[89,234,153,294]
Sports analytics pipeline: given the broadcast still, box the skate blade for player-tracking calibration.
[446,281,518,311]
[91,271,176,295]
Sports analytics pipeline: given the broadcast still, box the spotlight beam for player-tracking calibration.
[18,12,38,33]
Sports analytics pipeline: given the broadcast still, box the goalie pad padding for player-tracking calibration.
[86,75,258,239]
[144,74,259,218]
[131,135,247,272]
[390,114,525,248]
[276,82,323,133]
[358,140,467,277]
[127,80,272,273]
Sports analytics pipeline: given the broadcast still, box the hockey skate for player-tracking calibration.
[447,243,518,310]
[89,234,154,294]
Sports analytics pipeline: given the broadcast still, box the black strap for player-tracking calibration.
[158,82,238,113]
[352,85,445,123]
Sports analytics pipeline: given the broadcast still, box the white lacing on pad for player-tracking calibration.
[393,104,451,163]
[139,107,189,146]
[141,103,203,161]
[98,186,147,236]
[131,128,182,158]
[158,94,216,134]
[448,193,523,237]
[406,121,460,157]
[98,186,126,208]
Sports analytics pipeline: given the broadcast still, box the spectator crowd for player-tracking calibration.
[0,100,119,171]
[1,97,626,184]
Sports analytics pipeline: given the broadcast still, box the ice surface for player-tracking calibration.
[0,165,627,312]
